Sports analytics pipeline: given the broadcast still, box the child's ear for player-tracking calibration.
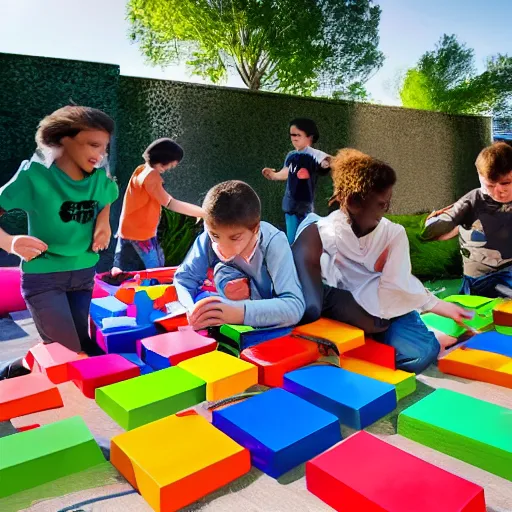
[346,193,363,211]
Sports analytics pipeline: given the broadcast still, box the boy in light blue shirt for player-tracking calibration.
[174,180,305,330]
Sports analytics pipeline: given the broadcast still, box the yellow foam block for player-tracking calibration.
[493,300,512,327]
[111,413,251,512]
[294,318,365,353]
[134,285,171,300]
[178,351,258,400]
[339,356,416,400]
[439,348,512,389]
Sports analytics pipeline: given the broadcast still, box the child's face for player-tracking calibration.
[289,125,313,151]
[347,186,393,234]
[479,171,512,203]
[206,222,259,261]
[61,130,110,173]
[153,161,179,173]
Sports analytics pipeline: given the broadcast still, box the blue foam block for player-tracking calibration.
[90,296,127,321]
[142,348,170,371]
[240,326,293,349]
[134,290,166,325]
[464,331,512,358]
[102,324,158,353]
[212,388,341,478]
[283,366,396,430]
[119,353,154,375]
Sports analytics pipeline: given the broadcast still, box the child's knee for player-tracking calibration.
[410,332,440,374]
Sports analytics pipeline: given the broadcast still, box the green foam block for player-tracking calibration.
[95,366,206,430]
[220,324,254,343]
[496,325,512,336]
[398,388,512,481]
[0,416,105,498]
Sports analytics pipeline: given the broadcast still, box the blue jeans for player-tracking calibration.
[373,311,440,374]
[460,270,512,298]
[285,213,305,245]
[21,267,99,354]
[113,236,165,272]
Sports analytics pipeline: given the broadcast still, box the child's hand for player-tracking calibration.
[262,167,276,180]
[430,301,474,326]
[321,157,331,169]
[10,235,48,262]
[224,278,250,301]
[92,218,112,253]
[297,168,310,179]
[188,296,244,330]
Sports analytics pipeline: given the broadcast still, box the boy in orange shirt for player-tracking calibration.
[112,138,204,274]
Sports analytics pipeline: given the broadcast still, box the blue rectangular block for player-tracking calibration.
[212,388,341,478]
[90,296,127,321]
[119,353,154,375]
[241,327,292,349]
[283,365,397,430]
[464,331,512,358]
[101,324,158,353]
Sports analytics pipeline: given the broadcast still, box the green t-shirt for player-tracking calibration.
[0,160,119,274]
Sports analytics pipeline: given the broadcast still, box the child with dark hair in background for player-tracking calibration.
[0,105,118,377]
[174,180,305,330]
[112,138,204,274]
[262,118,331,243]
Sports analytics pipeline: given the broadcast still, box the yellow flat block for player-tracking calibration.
[111,413,251,512]
[339,356,416,400]
[133,285,171,300]
[294,318,365,353]
[439,348,512,389]
[178,351,258,400]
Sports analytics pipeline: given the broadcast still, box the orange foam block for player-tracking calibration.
[25,342,87,384]
[438,348,512,389]
[178,351,258,401]
[306,431,486,512]
[294,318,364,354]
[344,338,396,370]
[0,373,63,421]
[111,412,251,512]
[493,301,512,327]
[240,335,321,387]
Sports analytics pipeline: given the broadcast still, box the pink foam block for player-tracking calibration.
[68,354,140,399]
[0,267,26,315]
[139,329,217,368]
[25,342,87,384]
[306,431,485,512]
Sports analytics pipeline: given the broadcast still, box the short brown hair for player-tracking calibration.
[36,105,115,148]
[329,148,397,207]
[475,142,512,182]
[143,138,184,166]
[203,180,261,230]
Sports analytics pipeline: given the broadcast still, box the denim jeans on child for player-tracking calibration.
[460,269,512,298]
[21,266,97,354]
[285,213,305,245]
[113,236,165,272]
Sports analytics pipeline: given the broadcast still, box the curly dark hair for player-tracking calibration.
[329,148,397,208]
[202,180,261,229]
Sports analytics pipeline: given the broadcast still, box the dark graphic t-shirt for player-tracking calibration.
[282,146,329,215]
[0,159,118,273]
[422,188,512,277]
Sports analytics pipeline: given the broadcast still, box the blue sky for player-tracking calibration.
[1,0,510,105]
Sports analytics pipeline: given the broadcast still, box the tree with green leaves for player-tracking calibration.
[399,34,512,123]
[127,0,384,99]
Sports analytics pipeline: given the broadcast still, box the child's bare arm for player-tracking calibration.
[166,198,204,218]
[92,204,112,252]
[262,166,289,181]
[0,225,48,262]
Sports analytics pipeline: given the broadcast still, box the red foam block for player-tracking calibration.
[344,338,396,370]
[68,354,140,399]
[25,342,87,384]
[0,373,63,421]
[138,329,217,367]
[306,431,485,512]
[154,313,189,332]
[240,335,320,387]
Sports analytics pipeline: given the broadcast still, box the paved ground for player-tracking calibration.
[0,311,511,512]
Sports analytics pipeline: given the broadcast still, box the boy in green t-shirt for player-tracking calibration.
[0,106,118,378]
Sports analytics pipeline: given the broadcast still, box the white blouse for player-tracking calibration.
[317,210,438,319]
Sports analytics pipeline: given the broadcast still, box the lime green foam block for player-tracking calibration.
[220,324,254,343]
[496,325,512,336]
[0,416,105,498]
[95,366,206,430]
[422,295,502,337]
[398,388,512,481]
